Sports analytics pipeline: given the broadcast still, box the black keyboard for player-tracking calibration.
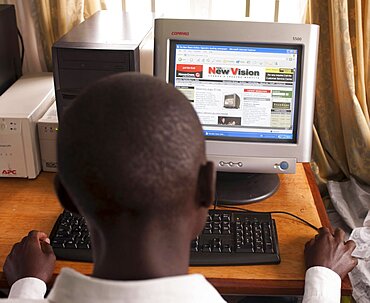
[50,209,280,266]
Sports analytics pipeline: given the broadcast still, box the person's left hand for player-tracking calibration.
[3,230,56,286]
[304,227,357,279]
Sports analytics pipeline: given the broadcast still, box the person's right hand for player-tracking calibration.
[3,230,56,286]
[304,227,358,279]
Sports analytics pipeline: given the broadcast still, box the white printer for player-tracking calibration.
[37,102,58,172]
[0,73,55,178]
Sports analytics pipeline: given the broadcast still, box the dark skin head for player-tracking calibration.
[54,73,215,280]
[3,73,357,285]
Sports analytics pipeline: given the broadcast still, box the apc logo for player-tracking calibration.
[2,169,17,175]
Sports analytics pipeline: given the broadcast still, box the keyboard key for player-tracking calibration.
[236,243,254,253]
[222,244,232,253]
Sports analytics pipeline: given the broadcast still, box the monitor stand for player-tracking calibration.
[216,172,280,205]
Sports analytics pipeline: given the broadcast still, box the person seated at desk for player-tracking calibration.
[2,73,357,302]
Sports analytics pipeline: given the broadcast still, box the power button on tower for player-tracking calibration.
[0,123,6,131]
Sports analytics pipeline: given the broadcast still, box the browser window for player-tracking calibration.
[169,41,302,143]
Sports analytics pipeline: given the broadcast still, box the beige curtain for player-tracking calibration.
[34,0,107,70]
[0,0,111,72]
[307,0,370,186]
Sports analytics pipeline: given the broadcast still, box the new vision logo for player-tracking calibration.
[208,67,260,76]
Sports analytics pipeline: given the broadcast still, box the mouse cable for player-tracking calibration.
[214,204,320,232]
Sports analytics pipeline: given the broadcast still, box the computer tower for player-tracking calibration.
[0,5,22,96]
[52,11,154,119]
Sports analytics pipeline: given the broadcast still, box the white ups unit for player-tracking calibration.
[0,73,55,178]
[37,102,58,172]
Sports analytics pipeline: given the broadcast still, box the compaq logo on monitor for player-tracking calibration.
[209,67,260,76]
[171,31,190,36]
[2,169,16,175]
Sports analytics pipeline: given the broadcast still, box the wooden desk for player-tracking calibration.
[0,163,351,295]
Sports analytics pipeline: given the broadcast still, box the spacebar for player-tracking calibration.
[53,248,93,263]
[190,252,280,266]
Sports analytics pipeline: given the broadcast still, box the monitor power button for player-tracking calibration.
[279,161,289,170]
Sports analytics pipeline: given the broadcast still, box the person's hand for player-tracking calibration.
[4,230,56,286]
[304,227,358,279]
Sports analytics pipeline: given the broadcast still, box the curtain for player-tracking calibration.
[0,0,107,72]
[0,0,47,72]
[34,0,107,71]
[3,0,310,73]
[307,4,370,299]
[306,0,370,187]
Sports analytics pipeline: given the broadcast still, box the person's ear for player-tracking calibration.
[197,161,215,208]
[54,175,80,215]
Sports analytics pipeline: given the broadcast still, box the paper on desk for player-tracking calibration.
[349,210,370,303]
[350,210,370,260]
[327,177,370,303]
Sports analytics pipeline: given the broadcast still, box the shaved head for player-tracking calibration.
[57,73,207,221]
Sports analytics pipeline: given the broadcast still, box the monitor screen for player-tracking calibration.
[169,40,302,144]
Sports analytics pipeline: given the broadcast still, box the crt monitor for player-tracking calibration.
[154,19,319,204]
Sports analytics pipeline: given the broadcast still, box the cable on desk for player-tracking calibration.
[213,192,219,210]
[215,204,320,232]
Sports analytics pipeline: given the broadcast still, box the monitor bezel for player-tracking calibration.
[154,18,319,172]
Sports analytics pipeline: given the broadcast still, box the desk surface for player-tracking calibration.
[0,163,351,295]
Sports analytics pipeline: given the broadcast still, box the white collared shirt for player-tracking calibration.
[3,266,341,302]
